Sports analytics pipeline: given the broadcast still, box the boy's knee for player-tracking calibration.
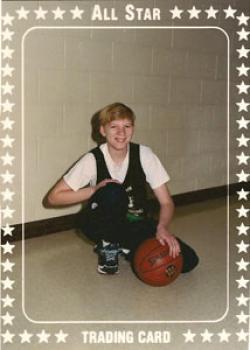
[177,238,199,273]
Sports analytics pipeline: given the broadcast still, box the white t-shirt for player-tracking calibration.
[63,143,170,191]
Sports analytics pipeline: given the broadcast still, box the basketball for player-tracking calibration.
[133,238,183,287]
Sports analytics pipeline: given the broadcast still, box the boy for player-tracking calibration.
[48,103,199,274]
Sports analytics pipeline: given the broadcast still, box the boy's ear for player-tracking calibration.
[100,125,106,137]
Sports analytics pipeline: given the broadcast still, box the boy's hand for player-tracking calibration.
[93,178,120,194]
[156,225,181,258]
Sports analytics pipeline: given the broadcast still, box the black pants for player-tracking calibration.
[80,183,199,273]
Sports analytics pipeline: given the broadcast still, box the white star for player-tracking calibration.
[2,100,15,113]
[37,330,51,343]
[2,63,15,77]
[237,45,250,59]
[1,330,15,343]
[237,133,250,146]
[1,276,15,290]
[1,169,15,184]
[1,241,15,254]
[19,330,33,343]
[55,330,68,343]
[2,294,15,308]
[236,204,249,217]
[237,28,250,41]
[223,5,237,19]
[2,224,15,237]
[2,12,15,26]
[236,81,250,94]
[34,6,48,20]
[187,6,201,19]
[237,13,250,26]
[2,82,15,95]
[236,257,250,271]
[52,7,66,20]
[237,63,250,76]
[2,27,14,41]
[236,311,249,324]
[236,329,249,341]
[1,311,15,325]
[236,116,250,129]
[1,153,15,166]
[237,188,249,199]
[0,134,15,148]
[205,6,219,19]
[1,116,15,129]
[236,152,249,165]
[1,258,15,272]
[218,329,231,342]
[201,329,213,342]
[1,188,15,201]
[183,329,196,343]
[16,6,30,20]
[236,170,249,182]
[236,293,249,306]
[2,205,15,219]
[2,45,14,59]
[70,6,84,19]
[170,6,183,19]
[237,223,249,236]
[236,275,249,289]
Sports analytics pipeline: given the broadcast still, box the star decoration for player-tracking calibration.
[16,6,30,20]
[55,330,68,343]
[2,100,15,113]
[70,6,84,19]
[2,223,15,237]
[1,276,15,290]
[1,330,15,343]
[218,329,231,342]
[236,81,250,94]
[1,258,15,272]
[236,293,249,306]
[2,63,15,77]
[183,329,196,342]
[236,329,249,342]
[1,116,15,129]
[236,204,249,217]
[237,45,250,59]
[2,294,15,308]
[236,257,250,271]
[1,188,15,201]
[2,205,15,219]
[223,5,237,19]
[37,330,51,343]
[2,45,15,59]
[236,311,249,324]
[1,153,15,166]
[200,329,213,342]
[2,28,14,41]
[2,82,15,95]
[236,116,250,129]
[237,13,250,26]
[1,241,15,254]
[237,188,249,199]
[1,169,15,184]
[237,223,249,236]
[1,311,15,325]
[236,152,249,165]
[19,330,33,343]
[236,275,249,289]
[237,28,250,41]
[34,6,48,20]
[0,134,15,148]
[52,7,66,20]
[187,6,201,19]
[237,63,250,76]
[170,6,183,19]
[236,170,249,182]
[237,133,250,146]
[205,6,219,19]
[2,12,15,26]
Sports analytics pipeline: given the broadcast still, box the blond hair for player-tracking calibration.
[99,102,135,126]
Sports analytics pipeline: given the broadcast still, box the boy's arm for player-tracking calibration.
[153,184,181,258]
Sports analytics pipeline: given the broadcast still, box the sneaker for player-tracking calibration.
[94,240,120,274]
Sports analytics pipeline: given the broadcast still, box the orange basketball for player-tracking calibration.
[133,238,183,287]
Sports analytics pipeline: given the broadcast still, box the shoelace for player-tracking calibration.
[103,247,118,263]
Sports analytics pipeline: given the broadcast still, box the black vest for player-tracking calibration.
[90,143,148,219]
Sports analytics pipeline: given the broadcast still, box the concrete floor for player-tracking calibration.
[3,196,249,349]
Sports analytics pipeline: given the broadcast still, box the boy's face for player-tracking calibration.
[100,118,134,151]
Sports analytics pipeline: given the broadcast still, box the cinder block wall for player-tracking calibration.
[3,0,246,224]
